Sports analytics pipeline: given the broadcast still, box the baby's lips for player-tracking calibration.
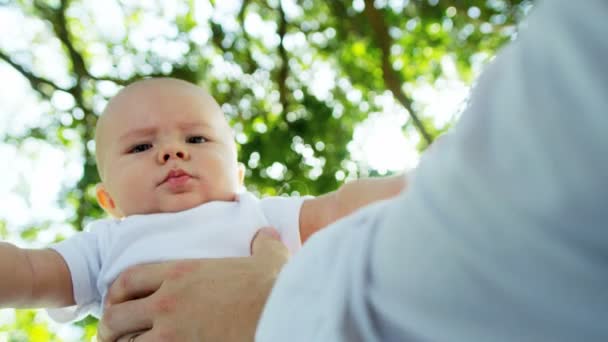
[158,168,192,185]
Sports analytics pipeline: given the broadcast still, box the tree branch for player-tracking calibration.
[0,50,70,98]
[236,0,258,74]
[363,0,433,145]
[87,73,166,86]
[32,0,86,105]
[277,1,289,115]
[33,0,99,230]
[55,0,88,79]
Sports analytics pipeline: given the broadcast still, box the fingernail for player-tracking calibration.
[257,227,280,240]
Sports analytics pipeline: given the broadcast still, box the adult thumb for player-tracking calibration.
[251,227,290,263]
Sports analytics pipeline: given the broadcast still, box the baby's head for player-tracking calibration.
[95,78,243,218]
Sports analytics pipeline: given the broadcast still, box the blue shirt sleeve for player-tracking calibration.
[258,1,608,341]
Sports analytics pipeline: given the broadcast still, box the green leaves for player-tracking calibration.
[0,310,58,342]
[0,220,7,239]
[0,0,530,339]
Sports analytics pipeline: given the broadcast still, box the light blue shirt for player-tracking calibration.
[258,1,608,341]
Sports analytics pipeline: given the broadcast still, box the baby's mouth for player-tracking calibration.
[159,169,193,186]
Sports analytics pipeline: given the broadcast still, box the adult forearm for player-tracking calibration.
[0,242,34,307]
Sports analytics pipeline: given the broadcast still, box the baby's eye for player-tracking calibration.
[129,143,152,153]
[187,136,207,144]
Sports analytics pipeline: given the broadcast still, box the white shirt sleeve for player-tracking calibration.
[257,1,608,341]
[259,195,312,253]
[47,221,106,322]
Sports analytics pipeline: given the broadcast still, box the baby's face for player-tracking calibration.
[96,78,241,217]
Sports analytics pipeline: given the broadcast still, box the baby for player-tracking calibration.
[0,78,406,322]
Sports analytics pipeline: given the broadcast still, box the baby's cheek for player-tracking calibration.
[119,186,154,215]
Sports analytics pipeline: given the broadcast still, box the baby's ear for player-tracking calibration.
[237,162,246,186]
[95,184,121,217]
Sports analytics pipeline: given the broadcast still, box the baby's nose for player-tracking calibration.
[163,151,185,161]
[158,147,190,163]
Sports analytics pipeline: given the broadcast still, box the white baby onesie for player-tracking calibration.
[48,192,306,322]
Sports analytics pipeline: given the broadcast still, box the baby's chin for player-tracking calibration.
[121,191,239,217]
[156,190,240,213]
[119,197,205,217]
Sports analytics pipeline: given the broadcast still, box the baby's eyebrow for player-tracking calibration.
[119,126,157,143]
[178,122,209,130]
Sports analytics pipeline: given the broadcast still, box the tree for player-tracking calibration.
[0,0,530,339]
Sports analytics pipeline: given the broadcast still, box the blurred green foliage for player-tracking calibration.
[0,0,530,339]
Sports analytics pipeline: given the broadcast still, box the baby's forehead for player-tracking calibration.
[105,78,219,118]
[109,78,210,108]
[97,78,221,136]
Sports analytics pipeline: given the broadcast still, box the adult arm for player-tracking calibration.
[0,242,74,308]
[258,1,608,341]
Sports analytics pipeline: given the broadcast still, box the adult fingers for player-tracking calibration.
[115,329,175,342]
[251,227,289,264]
[105,262,174,306]
[114,330,150,342]
[97,299,153,342]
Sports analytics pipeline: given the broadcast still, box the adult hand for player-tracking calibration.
[97,227,289,342]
